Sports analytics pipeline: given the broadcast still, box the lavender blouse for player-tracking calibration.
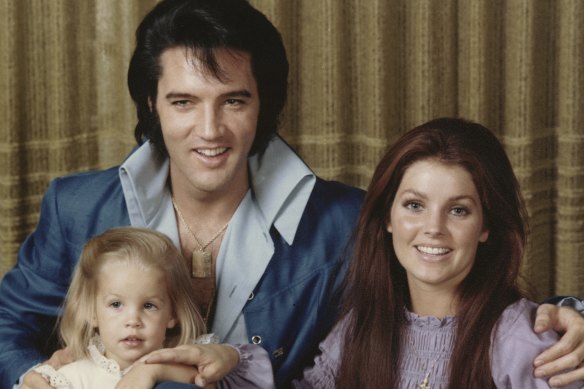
[293,299,583,388]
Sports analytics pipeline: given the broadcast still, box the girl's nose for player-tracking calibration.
[125,309,143,328]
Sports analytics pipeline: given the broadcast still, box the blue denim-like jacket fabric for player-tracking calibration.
[0,164,364,389]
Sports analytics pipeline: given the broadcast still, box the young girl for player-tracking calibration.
[295,118,583,388]
[34,227,274,388]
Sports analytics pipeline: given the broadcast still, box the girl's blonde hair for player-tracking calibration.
[59,227,205,360]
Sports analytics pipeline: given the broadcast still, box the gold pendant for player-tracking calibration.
[191,249,212,278]
[419,376,430,389]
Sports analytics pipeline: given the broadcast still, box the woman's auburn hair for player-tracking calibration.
[338,118,527,388]
[59,227,205,360]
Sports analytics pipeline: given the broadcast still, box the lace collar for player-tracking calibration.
[87,335,126,377]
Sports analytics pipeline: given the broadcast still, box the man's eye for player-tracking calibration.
[172,100,190,107]
[225,98,243,106]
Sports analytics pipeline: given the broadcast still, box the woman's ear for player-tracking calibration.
[148,96,154,112]
[167,317,177,329]
[479,227,489,243]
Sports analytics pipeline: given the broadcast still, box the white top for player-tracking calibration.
[34,335,275,389]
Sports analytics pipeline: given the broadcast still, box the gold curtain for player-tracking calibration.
[0,0,582,301]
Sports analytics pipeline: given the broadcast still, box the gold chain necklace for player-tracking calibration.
[171,197,229,278]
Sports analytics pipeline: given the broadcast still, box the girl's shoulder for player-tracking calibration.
[33,364,72,389]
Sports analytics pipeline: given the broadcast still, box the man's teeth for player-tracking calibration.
[417,246,450,255]
[197,147,227,156]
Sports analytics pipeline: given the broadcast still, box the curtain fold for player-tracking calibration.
[1,0,582,300]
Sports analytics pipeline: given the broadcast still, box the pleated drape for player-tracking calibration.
[0,0,582,300]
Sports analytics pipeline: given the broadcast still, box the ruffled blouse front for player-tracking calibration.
[399,311,456,389]
[293,310,457,389]
[33,336,123,389]
[295,299,581,388]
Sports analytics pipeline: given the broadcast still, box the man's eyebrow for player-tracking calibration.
[164,92,196,100]
[222,89,253,98]
[164,90,253,99]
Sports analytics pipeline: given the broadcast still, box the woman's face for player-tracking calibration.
[387,159,489,296]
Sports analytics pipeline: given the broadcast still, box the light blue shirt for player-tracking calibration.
[119,136,316,343]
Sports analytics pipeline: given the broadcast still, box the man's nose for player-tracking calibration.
[199,104,222,139]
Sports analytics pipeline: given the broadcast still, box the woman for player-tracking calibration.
[295,118,583,388]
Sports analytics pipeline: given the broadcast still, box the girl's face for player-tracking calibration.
[387,159,489,297]
[93,259,176,369]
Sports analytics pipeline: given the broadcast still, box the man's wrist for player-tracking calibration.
[557,296,584,315]
[546,296,584,315]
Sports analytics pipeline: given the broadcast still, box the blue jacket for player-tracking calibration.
[0,164,364,388]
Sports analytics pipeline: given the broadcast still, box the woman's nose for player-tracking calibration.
[424,210,446,237]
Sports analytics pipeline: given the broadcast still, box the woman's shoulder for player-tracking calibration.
[496,299,539,334]
[494,298,560,344]
[490,299,558,388]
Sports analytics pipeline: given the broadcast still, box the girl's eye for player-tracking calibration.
[110,301,122,309]
[144,302,157,310]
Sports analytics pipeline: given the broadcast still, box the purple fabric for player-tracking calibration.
[219,344,275,388]
[293,299,584,388]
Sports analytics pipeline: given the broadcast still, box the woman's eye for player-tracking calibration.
[451,207,469,216]
[405,201,422,211]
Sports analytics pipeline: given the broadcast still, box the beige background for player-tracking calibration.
[0,0,583,301]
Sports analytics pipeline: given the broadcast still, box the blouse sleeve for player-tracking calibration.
[292,317,348,389]
[491,299,584,389]
[218,344,275,389]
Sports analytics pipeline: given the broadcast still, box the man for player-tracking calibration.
[0,1,583,388]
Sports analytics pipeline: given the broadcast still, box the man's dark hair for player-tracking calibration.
[127,0,289,156]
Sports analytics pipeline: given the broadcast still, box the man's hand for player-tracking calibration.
[21,348,74,389]
[141,344,239,387]
[533,304,584,387]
